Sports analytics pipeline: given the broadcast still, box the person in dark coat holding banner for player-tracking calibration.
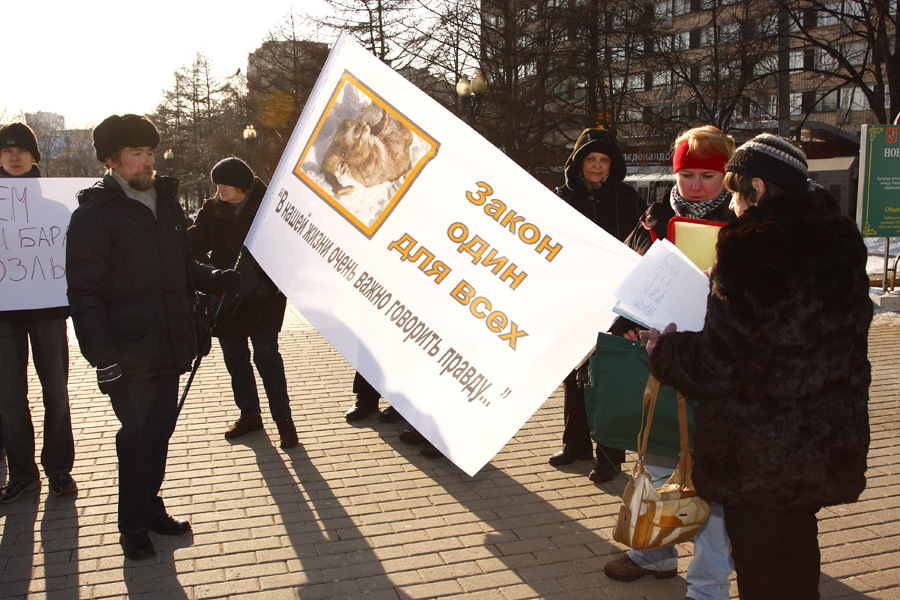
[548,128,641,482]
[644,134,871,600]
[0,122,76,503]
[66,114,239,560]
[189,157,298,449]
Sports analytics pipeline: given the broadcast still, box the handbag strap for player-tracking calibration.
[668,389,695,490]
[636,374,662,458]
[677,389,690,452]
[637,376,691,459]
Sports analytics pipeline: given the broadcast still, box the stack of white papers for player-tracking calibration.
[612,239,710,332]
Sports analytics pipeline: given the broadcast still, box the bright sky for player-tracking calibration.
[3,1,330,130]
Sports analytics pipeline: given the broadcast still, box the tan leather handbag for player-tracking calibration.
[612,375,710,550]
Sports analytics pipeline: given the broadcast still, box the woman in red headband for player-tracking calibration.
[624,125,735,254]
[604,126,736,600]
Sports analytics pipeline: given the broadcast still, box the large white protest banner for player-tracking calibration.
[245,33,640,476]
[0,178,95,311]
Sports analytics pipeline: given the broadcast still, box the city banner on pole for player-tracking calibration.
[245,32,639,476]
[0,178,94,311]
[858,124,900,237]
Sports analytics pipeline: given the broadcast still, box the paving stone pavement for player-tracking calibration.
[2,305,898,599]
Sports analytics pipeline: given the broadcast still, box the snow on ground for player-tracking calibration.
[865,236,900,275]
[873,307,900,323]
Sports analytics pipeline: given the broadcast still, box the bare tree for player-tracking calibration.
[405,0,483,112]
[20,112,99,178]
[247,11,329,177]
[49,129,100,178]
[152,53,246,209]
[314,0,420,65]
[777,0,899,124]
[619,0,782,145]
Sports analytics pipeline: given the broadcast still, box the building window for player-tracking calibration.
[814,89,840,112]
[653,70,672,89]
[817,48,839,70]
[817,2,841,27]
[753,55,778,77]
[719,21,740,39]
[609,46,627,63]
[843,86,869,111]
[757,14,777,35]
[690,28,702,49]
[790,92,803,115]
[574,82,586,100]
[628,73,644,92]
[656,35,674,53]
[553,82,568,99]
[517,61,537,79]
[844,41,868,66]
[655,1,673,23]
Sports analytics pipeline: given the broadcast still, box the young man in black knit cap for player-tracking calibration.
[0,122,77,503]
[66,114,240,560]
[189,156,298,449]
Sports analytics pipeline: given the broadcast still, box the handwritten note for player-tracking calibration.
[613,239,710,332]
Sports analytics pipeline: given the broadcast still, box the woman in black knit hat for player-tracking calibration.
[642,134,871,600]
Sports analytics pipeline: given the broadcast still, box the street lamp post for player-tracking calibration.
[243,124,258,170]
[163,148,174,174]
[456,69,488,126]
[162,148,187,211]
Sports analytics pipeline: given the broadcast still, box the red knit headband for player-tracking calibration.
[672,140,728,173]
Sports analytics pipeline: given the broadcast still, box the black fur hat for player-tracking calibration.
[93,114,160,162]
[0,122,41,163]
[210,157,254,190]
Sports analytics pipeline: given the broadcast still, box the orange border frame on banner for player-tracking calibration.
[293,71,440,238]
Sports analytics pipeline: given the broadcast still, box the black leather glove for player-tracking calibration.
[97,362,126,396]
[212,268,241,296]
[575,362,591,388]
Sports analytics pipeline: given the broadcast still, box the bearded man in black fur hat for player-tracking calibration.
[66,114,240,560]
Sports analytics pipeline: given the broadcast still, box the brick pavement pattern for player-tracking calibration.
[1,306,898,599]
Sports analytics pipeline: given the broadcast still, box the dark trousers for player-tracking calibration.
[0,319,74,481]
[219,333,291,422]
[562,369,625,464]
[353,372,380,408]
[109,375,179,535]
[724,504,821,600]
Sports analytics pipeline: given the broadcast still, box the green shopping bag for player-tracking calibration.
[585,332,699,458]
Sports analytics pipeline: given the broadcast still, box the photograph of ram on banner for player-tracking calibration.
[294,72,438,237]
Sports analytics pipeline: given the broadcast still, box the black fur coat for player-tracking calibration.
[649,188,872,511]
